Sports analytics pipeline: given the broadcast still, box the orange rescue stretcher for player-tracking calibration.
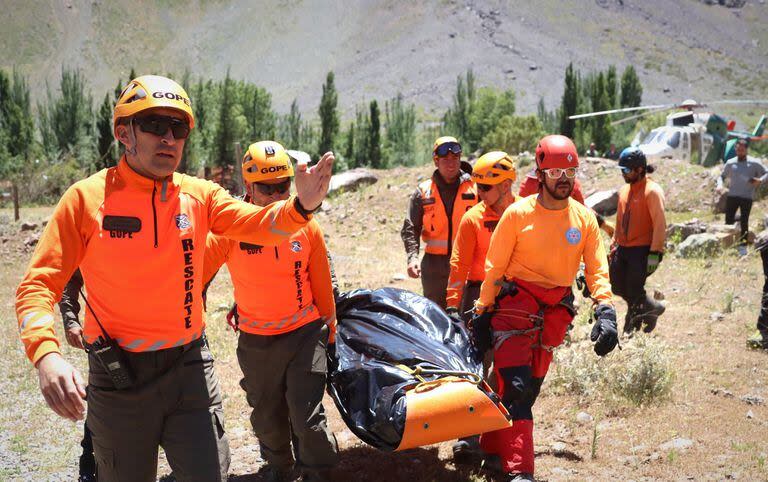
[328,288,511,452]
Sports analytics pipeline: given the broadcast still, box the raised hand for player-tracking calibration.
[294,151,334,212]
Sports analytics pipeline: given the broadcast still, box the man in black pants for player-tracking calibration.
[717,139,767,257]
[58,269,96,482]
[609,148,667,335]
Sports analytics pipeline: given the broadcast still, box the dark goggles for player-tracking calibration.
[134,115,191,140]
[476,183,494,192]
[435,142,462,157]
[254,180,290,195]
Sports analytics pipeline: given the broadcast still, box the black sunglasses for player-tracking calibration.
[435,142,462,157]
[134,115,191,140]
[254,180,290,195]
[477,183,494,192]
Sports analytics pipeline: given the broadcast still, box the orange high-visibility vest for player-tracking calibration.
[418,176,476,255]
[203,219,336,337]
[16,158,309,363]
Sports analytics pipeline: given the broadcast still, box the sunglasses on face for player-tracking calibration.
[254,180,291,195]
[134,115,191,139]
[435,142,462,157]
[543,167,577,179]
[619,166,633,175]
[477,183,494,192]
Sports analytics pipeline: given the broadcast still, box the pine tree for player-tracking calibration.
[384,93,416,166]
[620,65,643,108]
[96,92,116,169]
[0,69,35,220]
[344,121,355,163]
[606,65,618,109]
[590,72,612,151]
[318,71,339,157]
[213,69,235,169]
[368,100,382,168]
[559,62,579,138]
[286,99,301,149]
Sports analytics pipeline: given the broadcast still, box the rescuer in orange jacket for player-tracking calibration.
[447,151,518,320]
[610,147,667,335]
[203,141,338,482]
[15,75,333,482]
[401,136,477,308]
[473,135,618,481]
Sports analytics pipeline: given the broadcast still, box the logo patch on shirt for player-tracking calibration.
[565,227,581,245]
[175,214,191,230]
[290,240,302,253]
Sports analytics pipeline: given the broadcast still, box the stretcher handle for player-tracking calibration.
[406,366,483,385]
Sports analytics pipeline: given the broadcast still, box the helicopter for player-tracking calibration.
[570,99,767,166]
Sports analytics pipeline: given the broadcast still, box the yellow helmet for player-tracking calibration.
[471,151,517,185]
[433,136,462,157]
[113,75,194,137]
[242,141,295,183]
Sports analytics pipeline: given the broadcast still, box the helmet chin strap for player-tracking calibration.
[126,118,138,156]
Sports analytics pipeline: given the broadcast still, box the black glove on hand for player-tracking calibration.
[590,304,618,356]
[468,310,493,357]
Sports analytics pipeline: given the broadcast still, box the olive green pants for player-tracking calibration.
[237,321,338,473]
[86,338,229,482]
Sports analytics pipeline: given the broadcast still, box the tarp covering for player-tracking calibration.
[328,288,489,451]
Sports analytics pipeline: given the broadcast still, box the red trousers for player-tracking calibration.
[480,279,574,475]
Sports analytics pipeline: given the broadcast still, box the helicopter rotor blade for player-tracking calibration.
[609,108,672,126]
[569,104,675,120]
[703,99,768,107]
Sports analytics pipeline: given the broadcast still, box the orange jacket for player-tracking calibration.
[419,178,477,255]
[446,199,512,309]
[615,177,666,252]
[518,172,586,205]
[477,196,612,309]
[16,158,311,364]
[203,219,336,338]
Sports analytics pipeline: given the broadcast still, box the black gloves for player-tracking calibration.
[468,310,493,357]
[590,304,618,357]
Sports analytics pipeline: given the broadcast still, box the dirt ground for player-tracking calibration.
[1,157,767,481]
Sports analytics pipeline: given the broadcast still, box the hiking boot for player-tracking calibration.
[622,311,639,337]
[641,299,666,333]
[452,436,484,466]
[747,331,768,350]
[505,473,535,481]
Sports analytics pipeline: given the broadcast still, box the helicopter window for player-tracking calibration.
[667,131,680,148]
[643,131,660,144]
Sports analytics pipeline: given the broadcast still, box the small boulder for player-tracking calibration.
[20,221,38,232]
[676,233,722,258]
[585,189,619,216]
[328,168,379,194]
[658,437,694,452]
[575,412,593,424]
[666,220,707,243]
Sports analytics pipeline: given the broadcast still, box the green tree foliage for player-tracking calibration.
[559,62,579,138]
[590,73,612,151]
[212,69,240,168]
[352,104,370,168]
[368,100,382,168]
[481,115,545,155]
[96,92,116,169]
[0,69,36,219]
[38,67,95,170]
[537,98,559,135]
[318,71,339,157]
[443,69,475,146]
[383,94,416,166]
[620,65,643,108]
[279,99,302,149]
[606,65,618,109]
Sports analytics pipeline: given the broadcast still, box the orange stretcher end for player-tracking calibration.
[395,376,512,451]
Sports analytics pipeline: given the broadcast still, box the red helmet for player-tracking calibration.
[535,135,579,170]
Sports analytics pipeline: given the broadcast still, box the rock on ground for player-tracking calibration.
[585,189,619,216]
[329,169,379,194]
[676,233,722,258]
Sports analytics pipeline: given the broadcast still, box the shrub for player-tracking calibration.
[605,335,675,406]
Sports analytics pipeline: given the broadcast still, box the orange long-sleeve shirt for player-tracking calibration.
[16,158,311,364]
[614,177,666,252]
[477,195,613,309]
[446,200,508,309]
[203,218,335,337]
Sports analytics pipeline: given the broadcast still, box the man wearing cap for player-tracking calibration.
[204,141,338,482]
[15,75,333,481]
[716,139,768,256]
[610,147,667,335]
[401,136,477,308]
[473,135,617,481]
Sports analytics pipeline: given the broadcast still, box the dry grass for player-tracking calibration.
[2,158,768,480]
